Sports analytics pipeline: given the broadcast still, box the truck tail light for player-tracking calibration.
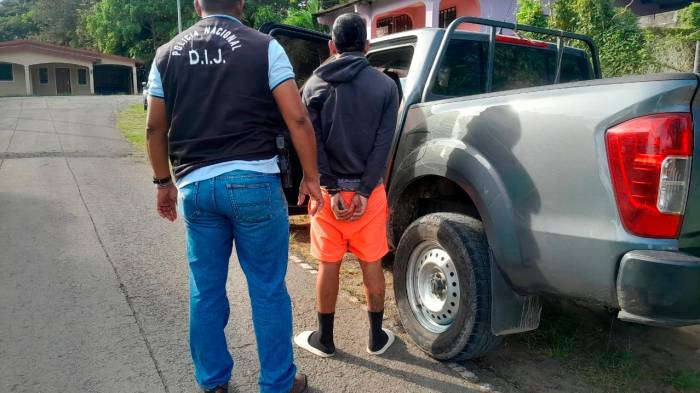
[606,113,693,238]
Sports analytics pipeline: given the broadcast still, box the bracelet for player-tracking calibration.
[153,175,171,185]
[153,175,173,189]
[156,180,174,189]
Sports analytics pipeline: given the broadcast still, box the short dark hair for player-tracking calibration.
[199,0,241,13]
[332,13,367,53]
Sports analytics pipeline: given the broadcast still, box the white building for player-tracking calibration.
[0,40,142,97]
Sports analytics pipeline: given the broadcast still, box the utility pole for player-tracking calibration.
[695,41,699,73]
[177,0,183,33]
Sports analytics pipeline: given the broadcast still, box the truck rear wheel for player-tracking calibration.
[394,213,502,360]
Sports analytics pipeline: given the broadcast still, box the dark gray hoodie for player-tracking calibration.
[302,52,399,197]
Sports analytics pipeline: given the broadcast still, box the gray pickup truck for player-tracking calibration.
[262,17,700,360]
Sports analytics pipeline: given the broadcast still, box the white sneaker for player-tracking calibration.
[366,328,395,355]
[294,331,335,358]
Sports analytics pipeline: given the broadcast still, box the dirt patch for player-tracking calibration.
[289,215,700,393]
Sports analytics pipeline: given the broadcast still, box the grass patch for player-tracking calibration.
[590,348,642,391]
[523,302,583,360]
[521,301,650,392]
[117,103,147,151]
[666,370,700,392]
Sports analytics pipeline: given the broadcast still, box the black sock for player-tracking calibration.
[308,312,335,354]
[368,310,388,352]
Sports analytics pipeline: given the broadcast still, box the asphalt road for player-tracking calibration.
[0,96,486,393]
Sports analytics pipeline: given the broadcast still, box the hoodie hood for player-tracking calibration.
[314,52,370,84]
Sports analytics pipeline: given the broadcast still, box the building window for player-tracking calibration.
[78,68,88,85]
[376,14,412,37]
[439,7,457,28]
[39,67,49,84]
[0,64,13,81]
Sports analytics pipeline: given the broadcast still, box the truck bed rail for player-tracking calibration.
[423,17,602,101]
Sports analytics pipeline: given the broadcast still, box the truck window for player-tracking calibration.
[431,39,485,97]
[492,44,550,92]
[556,54,592,83]
[274,34,330,87]
[367,45,415,96]
[430,39,591,98]
[496,46,591,88]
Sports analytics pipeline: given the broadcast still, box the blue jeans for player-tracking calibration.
[178,170,296,392]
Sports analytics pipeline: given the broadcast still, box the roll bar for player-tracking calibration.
[422,17,602,102]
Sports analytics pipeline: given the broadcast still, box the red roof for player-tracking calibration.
[0,40,143,65]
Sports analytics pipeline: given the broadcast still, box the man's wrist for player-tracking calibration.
[153,175,173,189]
[356,183,372,198]
[355,190,370,198]
[303,171,320,182]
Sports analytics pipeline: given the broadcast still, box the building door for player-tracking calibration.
[55,68,72,95]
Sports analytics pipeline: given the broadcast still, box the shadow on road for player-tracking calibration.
[332,338,476,393]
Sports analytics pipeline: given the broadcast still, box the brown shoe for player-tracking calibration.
[289,373,308,393]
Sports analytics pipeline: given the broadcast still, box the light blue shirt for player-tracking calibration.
[147,14,295,188]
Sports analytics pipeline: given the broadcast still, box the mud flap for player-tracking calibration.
[490,251,542,335]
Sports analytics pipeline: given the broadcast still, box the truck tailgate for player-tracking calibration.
[680,74,700,256]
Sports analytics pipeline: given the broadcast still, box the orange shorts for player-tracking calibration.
[310,185,389,263]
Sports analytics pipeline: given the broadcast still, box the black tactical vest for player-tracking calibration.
[154,17,282,180]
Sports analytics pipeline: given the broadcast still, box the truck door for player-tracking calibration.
[259,24,330,213]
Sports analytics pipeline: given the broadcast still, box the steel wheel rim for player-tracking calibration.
[406,241,460,333]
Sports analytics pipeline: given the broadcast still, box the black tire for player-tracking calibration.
[394,212,502,360]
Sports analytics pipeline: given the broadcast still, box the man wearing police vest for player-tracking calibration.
[145,0,323,392]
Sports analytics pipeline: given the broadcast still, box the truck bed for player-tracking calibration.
[391,72,699,306]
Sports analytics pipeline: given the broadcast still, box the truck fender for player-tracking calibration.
[388,139,541,335]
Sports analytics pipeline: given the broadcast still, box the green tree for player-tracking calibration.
[283,0,322,30]
[679,3,700,41]
[19,0,333,65]
[82,0,197,63]
[0,0,39,41]
[242,0,288,29]
[516,0,547,29]
[515,0,550,41]
[516,0,650,77]
[32,0,96,46]
[550,0,649,77]
[250,5,285,28]
[81,0,323,64]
